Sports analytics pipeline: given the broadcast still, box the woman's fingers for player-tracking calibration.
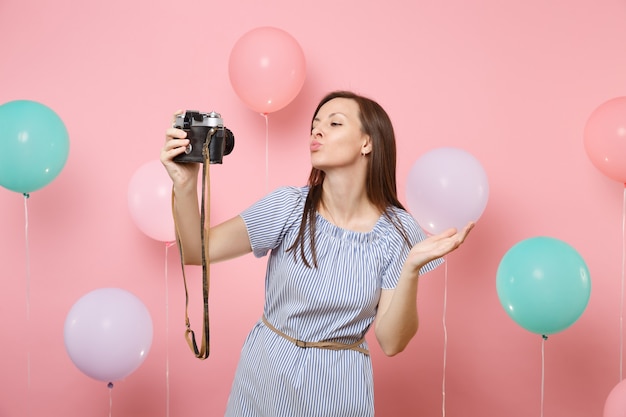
[162,125,189,167]
[457,222,475,243]
[161,140,187,160]
[165,127,187,140]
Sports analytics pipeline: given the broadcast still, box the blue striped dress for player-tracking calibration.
[225,186,442,417]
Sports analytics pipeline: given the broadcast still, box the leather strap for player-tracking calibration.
[172,130,214,360]
[262,315,369,355]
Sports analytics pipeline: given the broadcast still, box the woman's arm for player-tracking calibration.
[374,222,474,356]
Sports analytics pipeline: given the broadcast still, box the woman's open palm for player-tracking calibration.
[406,222,475,274]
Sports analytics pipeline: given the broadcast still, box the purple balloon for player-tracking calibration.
[64,288,153,383]
[406,147,489,235]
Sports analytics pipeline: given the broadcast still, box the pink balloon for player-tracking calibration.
[229,27,306,114]
[584,96,626,183]
[64,288,153,383]
[128,160,175,242]
[604,379,626,417]
[406,147,489,235]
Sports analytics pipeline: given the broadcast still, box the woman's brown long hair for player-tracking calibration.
[287,91,410,268]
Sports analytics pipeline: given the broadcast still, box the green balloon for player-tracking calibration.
[496,236,591,336]
[0,100,70,194]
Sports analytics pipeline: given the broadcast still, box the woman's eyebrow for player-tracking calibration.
[313,112,346,122]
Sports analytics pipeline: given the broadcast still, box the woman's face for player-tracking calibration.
[310,97,370,171]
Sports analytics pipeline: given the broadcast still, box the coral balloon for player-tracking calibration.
[0,100,69,193]
[128,160,175,242]
[405,147,489,235]
[64,288,153,383]
[584,96,626,183]
[496,237,591,336]
[604,379,626,417]
[229,26,306,114]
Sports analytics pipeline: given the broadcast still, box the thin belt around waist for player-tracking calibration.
[261,315,369,356]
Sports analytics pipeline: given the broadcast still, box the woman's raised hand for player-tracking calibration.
[405,222,475,274]
[160,111,200,189]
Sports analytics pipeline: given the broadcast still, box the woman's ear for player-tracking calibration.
[361,136,372,156]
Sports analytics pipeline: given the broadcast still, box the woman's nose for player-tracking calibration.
[311,126,322,137]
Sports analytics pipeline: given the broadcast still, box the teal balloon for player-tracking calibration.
[0,100,70,193]
[496,236,591,336]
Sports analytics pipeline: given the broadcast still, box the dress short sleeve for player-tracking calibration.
[240,186,305,258]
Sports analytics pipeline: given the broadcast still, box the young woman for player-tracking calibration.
[160,90,474,417]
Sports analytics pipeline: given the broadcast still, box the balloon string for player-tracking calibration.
[262,113,269,193]
[165,242,175,417]
[541,335,547,417]
[108,382,114,417]
[618,185,626,382]
[441,256,448,417]
[23,193,31,417]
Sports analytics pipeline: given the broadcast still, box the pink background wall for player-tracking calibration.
[2,0,626,415]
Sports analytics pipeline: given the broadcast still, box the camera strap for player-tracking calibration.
[172,137,212,360]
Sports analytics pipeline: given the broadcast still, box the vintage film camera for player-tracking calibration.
[173,111,235,164]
